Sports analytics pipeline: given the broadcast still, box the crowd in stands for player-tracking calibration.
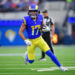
[0,0,75,12]
[0,0,39,12]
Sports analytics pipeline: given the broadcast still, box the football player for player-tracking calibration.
[19,4,68,71]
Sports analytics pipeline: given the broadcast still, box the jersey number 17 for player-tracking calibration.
[31,25,40,35]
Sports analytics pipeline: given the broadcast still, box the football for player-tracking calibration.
[42,25,50,32]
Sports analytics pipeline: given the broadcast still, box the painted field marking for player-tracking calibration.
[0,66,75,71]
[0,53,40,56]
[0,66,75,73]
[35,66,75,72]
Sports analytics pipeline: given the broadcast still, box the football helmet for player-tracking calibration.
[28,4,39,19]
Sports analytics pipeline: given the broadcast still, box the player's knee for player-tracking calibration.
[28,60,34,64]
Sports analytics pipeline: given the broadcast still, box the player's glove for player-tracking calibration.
[24,39,32,46]
[42,25,50,32]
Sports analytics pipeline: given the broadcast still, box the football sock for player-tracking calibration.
[26,53,34,63]
[46,50,61,67]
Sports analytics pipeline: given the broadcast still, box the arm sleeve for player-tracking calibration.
[50,18,54,25]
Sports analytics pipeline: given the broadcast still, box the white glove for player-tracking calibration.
[24,39,32,46]
[42,26,50,32]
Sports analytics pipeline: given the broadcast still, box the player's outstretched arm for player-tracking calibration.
[19,23,32,46]
[19,23,26,40]
[51,24,55,40]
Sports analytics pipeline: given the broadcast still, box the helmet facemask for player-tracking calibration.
[29,10,38,20]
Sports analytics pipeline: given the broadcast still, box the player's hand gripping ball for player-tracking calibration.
[42,25,50,32]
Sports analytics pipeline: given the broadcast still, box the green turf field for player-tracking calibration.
[0,45,75,75]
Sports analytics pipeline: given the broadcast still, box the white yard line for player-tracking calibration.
[63,61,75,62]
[0,66,75,74]
[0,53,41,56]
[37,66,75,72]
[0,68,33,69]
[0,53,25,56]
[0,46,26,49]
[0,53,24,56]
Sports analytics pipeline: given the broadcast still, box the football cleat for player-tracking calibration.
[59,66,68,71]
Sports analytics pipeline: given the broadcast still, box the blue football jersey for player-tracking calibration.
[22,15,43,39]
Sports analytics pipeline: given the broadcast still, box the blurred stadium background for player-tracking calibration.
[0,0,75,75]
[0,0,75,46]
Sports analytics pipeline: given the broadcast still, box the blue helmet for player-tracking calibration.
[28,4,39,18]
